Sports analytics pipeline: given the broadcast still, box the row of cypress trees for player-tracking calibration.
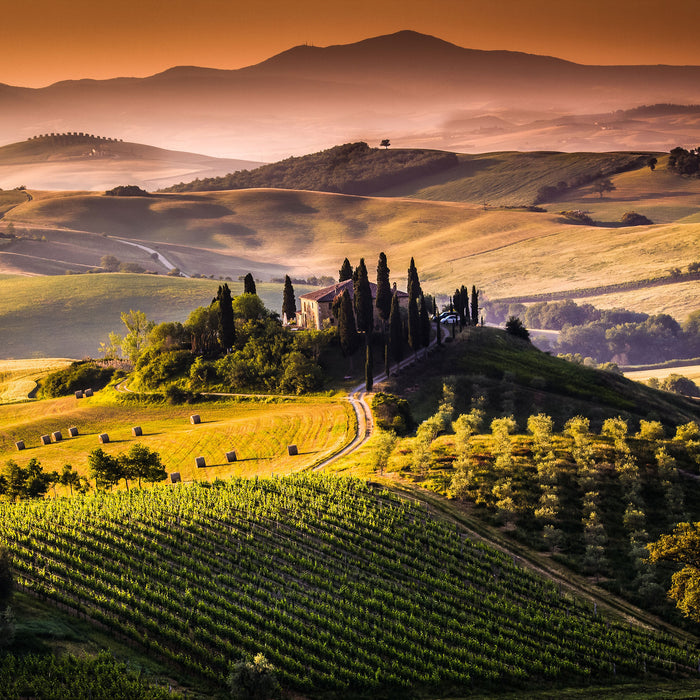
[336,254,436,390]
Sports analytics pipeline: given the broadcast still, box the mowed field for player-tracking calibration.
[0,274,315,359]
[624,364,700,384]
[0,358,73,403]
[0,391,354,488]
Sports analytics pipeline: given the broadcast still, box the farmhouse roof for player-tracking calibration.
[299,279,409,303]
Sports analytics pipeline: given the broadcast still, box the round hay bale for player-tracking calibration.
[15,441,25,451]
[190,414,201,425]
[40,434,51,445]
[287,444,298,456]
[75,390,84,399]
[98,433,110,444]
[51,431,62,442]
[195,456,206,468]
[170,472,181,484]
[132,426,143,437]
[225,450,237,463]
[68,427,79,437]
[84,388,94,397]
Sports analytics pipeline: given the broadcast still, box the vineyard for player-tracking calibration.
[0,474,697,697]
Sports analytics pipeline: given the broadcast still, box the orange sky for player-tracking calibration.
[3,0,699,88]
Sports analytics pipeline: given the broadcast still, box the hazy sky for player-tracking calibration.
[3,0,699,87]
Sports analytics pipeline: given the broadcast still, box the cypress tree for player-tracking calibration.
[389,293,403,365]
[243,273,257,295]
[338,289,360,366]
[471,285,479,326]
[282,275,296,324]
[339,258,353,282]
[435,298,442,346]
[353,258,373,334]
[419,293,431,348]
[407,294,420,356]
[216,283,235,351]
[365,336,374,392]
[375,252,392,324]
[408,258,422,301]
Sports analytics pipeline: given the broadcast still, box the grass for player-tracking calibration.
[624,364,700,384]
[0,358,73,403]
[0,391,354,486]
[0,274,315,359]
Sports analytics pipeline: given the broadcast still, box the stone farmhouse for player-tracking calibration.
[297,279,409,330]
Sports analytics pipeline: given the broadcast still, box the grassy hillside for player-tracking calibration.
[0,475,696,698]
[0,393,352,483]
[376,151,653,205]
[383,326,700,431]
[2,155,697,321]
[0,358,73,403]
[0,275,314,359]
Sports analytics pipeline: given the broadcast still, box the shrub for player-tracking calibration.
[105,185,149,196]
[559,210,595,225]
[41,361,114,398]
[620,211,653,226]
[372,393,414,436]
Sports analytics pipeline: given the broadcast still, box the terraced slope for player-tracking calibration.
[0,475,696,697]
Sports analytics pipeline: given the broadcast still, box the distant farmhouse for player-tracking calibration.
[298,279,409,330]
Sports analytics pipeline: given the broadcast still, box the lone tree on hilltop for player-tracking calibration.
[243,273,257,295]
[282,275,296,324]
[339,258,353,282]
[592,178,616,199]
[380,139,390,149]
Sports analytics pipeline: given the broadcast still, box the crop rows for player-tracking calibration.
[0,475,696,695]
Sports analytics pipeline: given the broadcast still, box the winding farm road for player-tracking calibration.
[115,238,189,277]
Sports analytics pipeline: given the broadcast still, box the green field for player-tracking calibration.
[1,475,697,698]
[0,274,315,359]
[0,391,353,486]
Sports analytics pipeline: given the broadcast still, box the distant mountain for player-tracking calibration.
[0,133,263,191]
[1,31,700,160]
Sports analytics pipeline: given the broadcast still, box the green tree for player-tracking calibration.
[100,254,120,271]
[647,522,700,622]
[419,293,431,349]
[470,285,479,326]
[119,444,166,489]
[59,464,81,496]
[338,257,353,282]
[375,252,392,324]
[505,316,530,341]
[217,283,236,352]
[88,448,122,491]
[365,336,374,392]
[389,293,403,366]
[372,430,397,475]
[186,305,221,355]
[0,459,51,501]
[228,653,281,700]
[282,275,296,324]
[337,289,360,367]
[243,273,257,295]
[353,258,373,334]
[120,309,154,363]
[380,138,390,149]
[407,294,420,356]
[0,546,12,607]
[593,178,616,198]
[407,257,421,301]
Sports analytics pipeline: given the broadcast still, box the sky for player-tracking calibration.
[2,0,699,88]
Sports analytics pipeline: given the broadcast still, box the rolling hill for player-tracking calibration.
[0,275,315,359]
[0,134,263,192]
[2,31,700,160]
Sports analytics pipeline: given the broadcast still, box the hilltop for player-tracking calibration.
[1,31,700,159]
[0,133,263,191]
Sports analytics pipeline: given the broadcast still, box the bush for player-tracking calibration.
[559,210,595,225]
[620,211,653,226]
[372,393,414,436]
[105,185,150,196]
[41,361,114,398]
[661,373,700,397]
